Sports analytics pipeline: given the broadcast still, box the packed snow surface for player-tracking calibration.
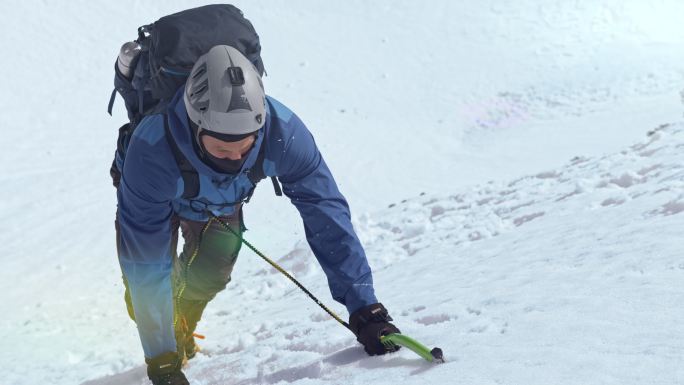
[1,1,683,384]
[82,122,684,385]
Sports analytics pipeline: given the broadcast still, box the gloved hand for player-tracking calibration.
[146,352,189,385]
[349,303,401,356]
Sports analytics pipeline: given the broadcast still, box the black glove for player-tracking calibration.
[146,352,189,385]
[349,303,401,356]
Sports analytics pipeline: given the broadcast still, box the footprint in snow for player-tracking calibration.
[397,224,426,241]
[401,305,427,316]
[535,170,561,179]
[430,205,446,220]
[513,211,545,226]
[601,197,625,207]
[310,312,333,322]
[468,324,489,334]
[256,361,323,384]
[466,307,481,316]
[415,313,454,325]
[285,340,346,355]
[645,200,684,217]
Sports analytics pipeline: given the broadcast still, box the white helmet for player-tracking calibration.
[184,45,266,138]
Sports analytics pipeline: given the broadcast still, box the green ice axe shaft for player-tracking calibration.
[381,333,445,363]
[209,211,445,363]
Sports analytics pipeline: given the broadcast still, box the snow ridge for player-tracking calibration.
[358,123,683,263]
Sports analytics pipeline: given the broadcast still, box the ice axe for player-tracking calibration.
[381,333,444,363]
[209,211,445,363]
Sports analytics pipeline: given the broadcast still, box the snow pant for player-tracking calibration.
[115,206,243,346]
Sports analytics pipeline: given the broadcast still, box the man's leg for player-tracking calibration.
[173,206,243,360]
[116,214,181,322]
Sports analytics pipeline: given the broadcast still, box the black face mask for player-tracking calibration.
[202,150,248,174]
[188,116,255,174]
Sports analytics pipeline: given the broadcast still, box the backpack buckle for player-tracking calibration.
[137,24,153,42]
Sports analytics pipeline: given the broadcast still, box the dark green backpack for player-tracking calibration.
[108,4,280,199]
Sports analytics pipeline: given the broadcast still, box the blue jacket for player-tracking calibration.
[116,89,378,359]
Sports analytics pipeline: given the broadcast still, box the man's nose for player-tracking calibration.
[224,152,242,161]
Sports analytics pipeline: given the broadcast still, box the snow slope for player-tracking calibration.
[0,1,683,384]
[84,122,684,385]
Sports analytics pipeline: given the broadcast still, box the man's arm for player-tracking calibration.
[116,116,178,359]
[273,113,378,314]
[268,103,401,356]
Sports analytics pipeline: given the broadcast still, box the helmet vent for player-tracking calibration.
[191,80,208,97]
[192,63,207,79]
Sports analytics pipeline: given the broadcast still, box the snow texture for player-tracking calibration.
[1,1,684,384]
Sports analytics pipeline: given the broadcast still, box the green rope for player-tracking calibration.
[207,211,351,330]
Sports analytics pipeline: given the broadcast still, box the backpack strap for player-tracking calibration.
[244,139,282,202]
[163,114,200,199]
[163,114,281,202]
[107,88,117,116]
[270,176,283,196]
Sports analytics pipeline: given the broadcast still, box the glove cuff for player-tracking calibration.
[349,302,393,337]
